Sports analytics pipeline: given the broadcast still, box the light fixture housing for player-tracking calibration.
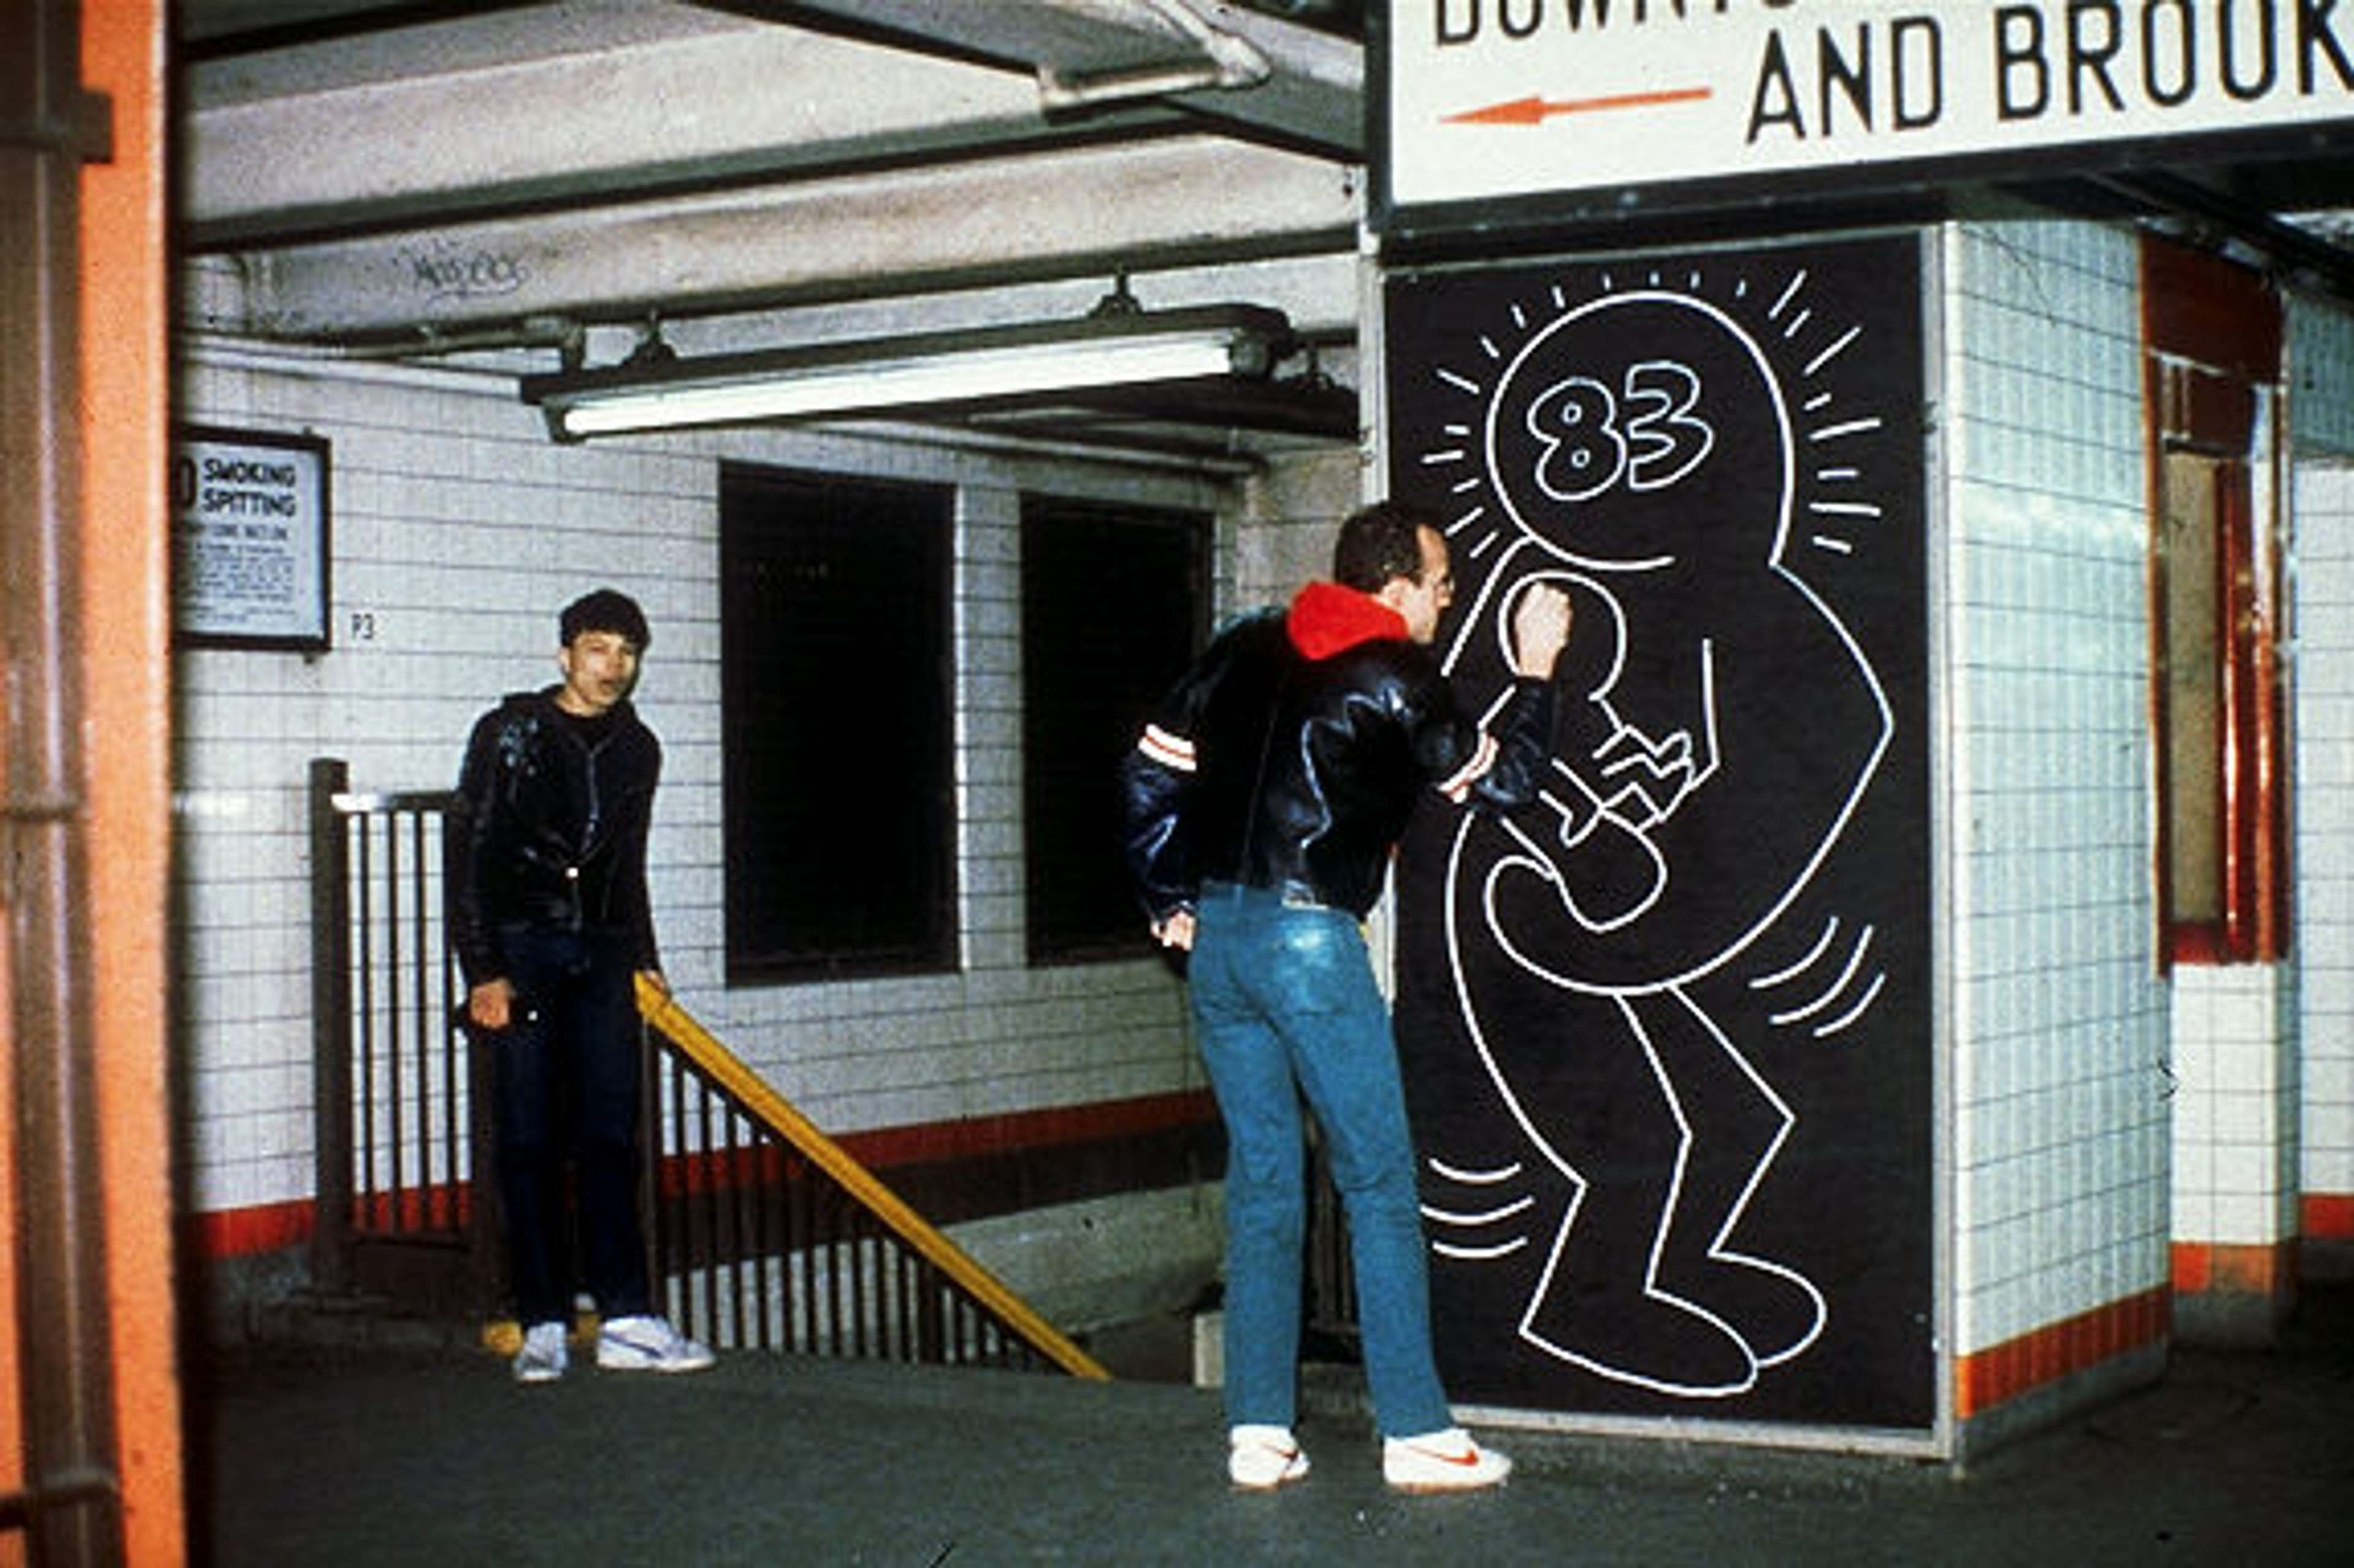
[520,303,1306,442]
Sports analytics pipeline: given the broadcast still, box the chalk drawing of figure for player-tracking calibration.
[1412,283,1894,1398]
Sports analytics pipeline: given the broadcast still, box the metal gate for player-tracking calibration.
[306,758,496,1318]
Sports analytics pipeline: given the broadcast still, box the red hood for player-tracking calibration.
[1287,580,1407,661]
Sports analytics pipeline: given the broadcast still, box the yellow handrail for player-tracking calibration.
[635,975,1111,1380]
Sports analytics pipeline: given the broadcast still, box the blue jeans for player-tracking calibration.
[489,924,653,1328]
[1189,882,1453,1439]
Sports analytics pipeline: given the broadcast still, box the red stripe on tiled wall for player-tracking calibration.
[194,1199,314,1258]
[657,1088,1221,1198]
[2304,1193,2354,1239]
[1953,1287,2169,1420]
[1959,1215,2344,1418]
[2171,1238,2294,1295]
[832,1088,1214,1169]
[190,1089,1219,1258]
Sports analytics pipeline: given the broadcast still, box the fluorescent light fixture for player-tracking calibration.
[521,304,1298,441]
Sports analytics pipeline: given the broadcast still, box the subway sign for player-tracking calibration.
[1381,1,2354,219]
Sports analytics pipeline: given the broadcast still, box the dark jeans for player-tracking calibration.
[489,924,652,1328]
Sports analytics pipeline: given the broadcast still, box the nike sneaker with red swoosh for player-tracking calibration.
[1382,1427,1512,1492]
[1228,1425,1311,1490]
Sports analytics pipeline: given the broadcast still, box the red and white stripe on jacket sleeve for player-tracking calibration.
[1435,731,1499,804]
[1138,723,1197,774]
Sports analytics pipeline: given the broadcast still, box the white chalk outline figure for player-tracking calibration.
[1410,270,1895,1399]
[1472,576,1689,936]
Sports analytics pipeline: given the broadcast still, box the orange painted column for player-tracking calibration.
[0,931,20,1559]
[80,2,186,1562]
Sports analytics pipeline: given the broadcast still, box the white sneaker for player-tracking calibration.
[1382,1427,1511,1493]
[595,1314,715,1374]
[1228,1424,1310,1490]
[512,1320,568,1384]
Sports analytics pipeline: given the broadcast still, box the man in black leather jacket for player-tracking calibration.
[1121,501,1571,1491]
[451,587,712,1383]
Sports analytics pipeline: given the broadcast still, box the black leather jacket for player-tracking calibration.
[1122,595,1555,921]
[449,687,662,986]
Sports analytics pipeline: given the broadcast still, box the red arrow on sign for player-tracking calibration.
[1446,86,1712,125]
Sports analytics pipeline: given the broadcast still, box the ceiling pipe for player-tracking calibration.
[336,314,587,368]
[1037,0,1270,112]
[180,334,522,396]
[829,416,1264,476]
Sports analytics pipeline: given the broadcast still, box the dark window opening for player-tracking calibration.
[1021,498,1208,964]
[722,463,957,981]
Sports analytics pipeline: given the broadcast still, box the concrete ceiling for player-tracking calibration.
[178,2,1374,454]
[174,0,2354,458]
[177,0,1373,456]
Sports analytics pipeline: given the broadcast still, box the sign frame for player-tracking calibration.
[1371,2,2354,244]
[172,424,333,653]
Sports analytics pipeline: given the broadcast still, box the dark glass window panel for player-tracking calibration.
[723,464,956,981]
[1021,498,1207,964]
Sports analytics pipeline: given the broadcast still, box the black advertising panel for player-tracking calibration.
[1385,233,1933,1430]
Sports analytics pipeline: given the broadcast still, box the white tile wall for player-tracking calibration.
[1941,219,2174,1357]
[2288,321,2354,1220]
[173,344,1240,1222]
[2169,965,2298,1247]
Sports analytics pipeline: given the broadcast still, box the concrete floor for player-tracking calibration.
[193,1286,2354,1566]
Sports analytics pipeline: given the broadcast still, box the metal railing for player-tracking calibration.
[638,979,1103,1376]
[307,758,1105,1378]
[305,760,490,1315]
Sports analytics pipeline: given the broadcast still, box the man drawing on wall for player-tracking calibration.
[1122,501,1571,1490]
